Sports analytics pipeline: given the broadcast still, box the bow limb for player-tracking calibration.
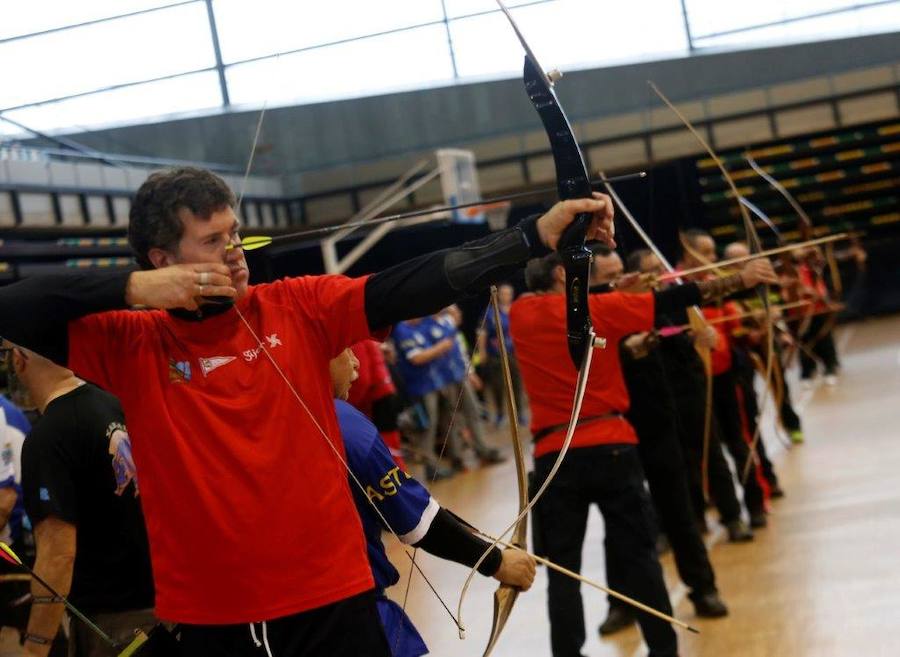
[601,176,716,501]
[480,287,529,657]
[459,7,603,642]
[649,82,775,489]
[744,154,814,240]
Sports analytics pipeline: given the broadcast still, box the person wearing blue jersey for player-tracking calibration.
[0,390,32,636]
[0,392,30,551]
[477,284,526,428]
[392,319,462,479]
[329,349,535,657]
[430,308,503,466]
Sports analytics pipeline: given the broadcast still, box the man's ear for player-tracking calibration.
[11,348,27,375]
[553,264,567,287]
[147,248,175,269]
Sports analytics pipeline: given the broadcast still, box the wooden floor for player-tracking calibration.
[1,316,896,656]
[386,314,900,657]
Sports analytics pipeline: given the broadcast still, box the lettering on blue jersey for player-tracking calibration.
[366,466,412,503]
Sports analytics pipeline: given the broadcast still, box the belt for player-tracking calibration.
[532,412,623,443]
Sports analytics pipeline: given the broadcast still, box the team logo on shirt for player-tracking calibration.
[1,443,11,469]
[199,356,236,377]
[168,359,192,382]
[243,334,283,362]
[106,422,138,497]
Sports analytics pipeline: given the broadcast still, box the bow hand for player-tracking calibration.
[492,549,537,591]
[536,195,615,251]
[739,258,779,288]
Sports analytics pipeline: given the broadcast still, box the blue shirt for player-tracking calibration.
[393,321,444,397]
[483,306,515,358]
[428,315,467,386]
[336,400,435,657]
[0,395,31,545]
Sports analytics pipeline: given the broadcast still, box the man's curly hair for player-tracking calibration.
[128,167,236,270]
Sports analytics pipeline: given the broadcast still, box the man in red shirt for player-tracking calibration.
[510,247,775,657]
[0,167,613,657]
[679,230,769,528]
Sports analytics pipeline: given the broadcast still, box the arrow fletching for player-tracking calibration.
[228,236,273,251]
[0,542,22,566]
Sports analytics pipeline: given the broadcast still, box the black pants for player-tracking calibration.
[660,343,743,525]
[176,590,391,657]
[619,349,718,601]
[712,369,766,516]
[799,314,840,379]
[733,353,780,488]
[534,445,677,657]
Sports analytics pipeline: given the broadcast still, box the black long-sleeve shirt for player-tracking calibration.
[0,215,550,365]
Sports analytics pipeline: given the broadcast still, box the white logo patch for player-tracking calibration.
[199,356,237,377]
[243,334,282,362]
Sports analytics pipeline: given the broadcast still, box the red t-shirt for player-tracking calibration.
[703,302,740,375]
[68,276,379,624]
[797,264,831,314]
[347,340,396,417]
[509,291,654,458]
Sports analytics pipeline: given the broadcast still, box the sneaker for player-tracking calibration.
[691,591,729,618]
[750,512,768,529]
[726,519,754,542]
[824,374,838,386]
[789,430,805,444]
[598,606,635,636]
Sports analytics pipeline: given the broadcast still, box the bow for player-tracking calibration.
[745,154,844,366]
[649,82,776,488]
[0,542,163,656]
[455,2,605,649]
[481,286,529,657]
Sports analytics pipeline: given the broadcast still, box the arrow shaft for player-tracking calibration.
[231,172,646,248]
[482,533,698,634]
[666,233,849,280]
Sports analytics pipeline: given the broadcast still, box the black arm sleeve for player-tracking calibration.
[413,507,503,577]
[365,215,550,332]
[652,282,702,320]
[0,269,133,364]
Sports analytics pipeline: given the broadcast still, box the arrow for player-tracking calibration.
[227,172,646,251]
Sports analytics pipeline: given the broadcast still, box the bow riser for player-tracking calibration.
[522,55,595,368]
